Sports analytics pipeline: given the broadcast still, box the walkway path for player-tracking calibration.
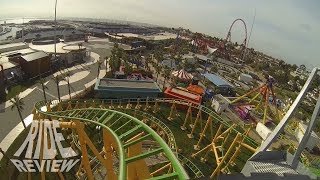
[0,41,113,145]
[0,66,107,161]
[0,39,117,161]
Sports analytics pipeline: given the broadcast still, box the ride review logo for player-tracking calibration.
[10,120,79,172]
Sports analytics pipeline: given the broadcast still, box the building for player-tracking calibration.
[256,122,271,140]
[0,56,22,81]
[18,51,51,78]
[216,58,241,68]
[94,78,161,99]
[164,87,202,105]
[0,48,36,81]
[291,65,309,80]
[29,42,87,68]
[161,59,176,69]
[203,73,235,96]
[85,22,159,35]
[295,122,320,150]
[211,94,230,113]
[239,73,253,83]
[0,42,28,53]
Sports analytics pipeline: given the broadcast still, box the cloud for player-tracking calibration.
[299,23,312,32]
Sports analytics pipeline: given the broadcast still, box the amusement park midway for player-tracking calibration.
[0,17,320,179]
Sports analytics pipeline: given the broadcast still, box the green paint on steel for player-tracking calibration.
[47,98,258,147]
[147,172,178,180]
[34,101,189,180]
[97,111,109,122]
[114,119,133,133]
[101,112,116,124]
[125,148,163,164]
[123,133,152,149]
[119,124,142,140]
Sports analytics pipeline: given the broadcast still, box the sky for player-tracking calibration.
[0,0,319,69]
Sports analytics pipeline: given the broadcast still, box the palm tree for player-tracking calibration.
[35,33,41,39]
[105,56,109,72]
[53,75,65,102]
[10,95,26,128]
[64,72,72,99]
[154,51,164,66]
[38,78,48,102]
[162,68,171,90]
[97,60,103,78]
[109,43,121,72]
[78,42,83,49]
[154,64,162,83]
[145,54,152,71]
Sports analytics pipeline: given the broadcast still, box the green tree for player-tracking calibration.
[78,42,83,49]
[145,54,152,71]
[97,59,103,78]
[38,78,48,102]
[154,51,164,66]
[109,43,122,72]
[105,56,109,72]
[154,64,162,83]
[64,71,73,100]
[124,61,133,75]
[211,65,218,73]
[53,75,65,102]
[162,68,171,90]
[10,95,26,128]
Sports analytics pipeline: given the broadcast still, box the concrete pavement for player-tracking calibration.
[0,40,113,144]
[0,62,107,161]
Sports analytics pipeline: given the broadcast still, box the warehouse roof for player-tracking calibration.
[204,73,234,88]
[95,78,161,92]
[21,51,48,62]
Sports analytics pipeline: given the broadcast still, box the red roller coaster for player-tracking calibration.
[226,18,248,46]
[191,19,248,59]
[219,18,248,60]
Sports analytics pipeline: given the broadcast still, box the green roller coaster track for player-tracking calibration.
[35,102,189,179]
[34,98,259,179]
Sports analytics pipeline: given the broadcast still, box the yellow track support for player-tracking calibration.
[181,103,192,130]
[187,109,202,139]
[153,100,159,113]
[135,99,141,109]
[167,101,177,121]
[210,133,241,178]
[194,116,213,150]
[126,100,132,109]
[126,133,151,179]
[144,98,151,111]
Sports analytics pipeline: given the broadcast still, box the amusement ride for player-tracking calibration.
[1,19,319,180]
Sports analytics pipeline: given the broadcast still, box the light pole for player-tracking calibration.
[54,0,58,70]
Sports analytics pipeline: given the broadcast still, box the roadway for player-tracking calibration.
[0,39,115,142]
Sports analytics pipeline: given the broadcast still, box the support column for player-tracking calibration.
[167,101,177,121]
[187,109,202,139]
[194,116,212,150]
[181,103,192,130]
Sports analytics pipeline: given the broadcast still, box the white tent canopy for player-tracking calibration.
[171,69,193,80]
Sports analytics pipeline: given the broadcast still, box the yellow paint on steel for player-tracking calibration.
[231,85,264,104]
[189,109,202,135]
[102,129,117,179]
[126,133,151,179]
[210,133,241,178]
[263,88,269,125]
[150,163,171,176]
[181,103,193,130]
[195,116,213,149]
